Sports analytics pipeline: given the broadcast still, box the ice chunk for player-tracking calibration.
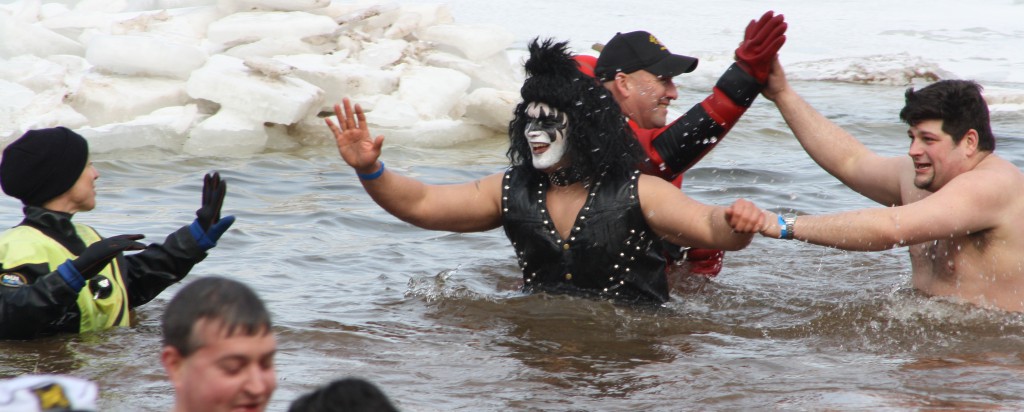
[357,38,407,69]
[183,108,268,156]
[78,105,200,153]
[363,95,419,129]
[206,11,338,48]
[0,85,88,143]
[397,66,470,119]
[264,123,301,151]
[378,4,453,40]
[223,0,330,12]
[415,24,514,61]
[223,37,330,59]
[373,119,496,148]
[67,73,189,126]
[274,54,399,110]
[0,80,38,140]
[420,50,520,92]
[0,13,84,58]
[463,88,518,132]
[242,56,295,78]
[86,34,208,79]
[186,54,324,125]
[0,55,67,93]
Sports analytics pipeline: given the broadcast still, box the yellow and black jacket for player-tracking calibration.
[0,206,207,340]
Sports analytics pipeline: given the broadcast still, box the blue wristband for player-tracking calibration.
[357,161,385,180]
[57,259,86,291]
[778,215,788,240]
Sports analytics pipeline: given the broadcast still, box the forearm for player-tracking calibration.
[123,225,206,308]
[708,207,754,251]
[651,63,761,176]
[765,209,905,251]
[0,272,80,339]
[773,89,873,179]
[357,162,436,228]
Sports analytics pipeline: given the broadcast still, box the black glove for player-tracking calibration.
[196,172,227,231]
[190,172,235,251]
[71,234,146,280]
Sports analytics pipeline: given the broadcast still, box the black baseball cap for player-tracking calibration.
[594,31,698,82]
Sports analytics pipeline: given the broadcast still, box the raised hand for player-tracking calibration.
[734,10,787,83]
[325,98,384,175]
[191,172,235,250]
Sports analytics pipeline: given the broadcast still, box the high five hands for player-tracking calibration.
[325,98,385,175]
[734,10,787,83]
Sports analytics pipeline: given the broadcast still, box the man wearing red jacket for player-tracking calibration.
[575,11,786,281]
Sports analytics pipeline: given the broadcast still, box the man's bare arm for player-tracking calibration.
[638,175,756,251]
[763,58,905,206]
[756,168,1008,250]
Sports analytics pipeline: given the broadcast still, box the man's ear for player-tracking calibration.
[611,73,631,94]
[961,129,979,155]
[161,346,184,383]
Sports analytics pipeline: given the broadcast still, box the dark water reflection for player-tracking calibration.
[2,82,1024,410]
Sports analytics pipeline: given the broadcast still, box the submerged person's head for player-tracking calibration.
[507,38,642,183]
[288,378,399,412]
[900,79,995,151]
[594,31,698,129]
[160,276,276,412]
[0,127,97,212]
[899,80,995,191]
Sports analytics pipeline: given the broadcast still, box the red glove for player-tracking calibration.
[734,11,787,83]
[685,248,724,277]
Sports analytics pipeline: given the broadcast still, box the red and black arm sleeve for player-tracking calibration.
[649,63,763,178]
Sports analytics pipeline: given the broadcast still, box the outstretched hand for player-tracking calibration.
[71,234,146,280]
[196,172,227,231]
[191,172,235,251]
[734,10,787,83]
[724,199,767,234]
[325,98,384,174]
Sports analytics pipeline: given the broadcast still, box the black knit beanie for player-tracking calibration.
[1,127,89,206]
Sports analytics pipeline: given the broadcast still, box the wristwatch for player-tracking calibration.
[783,215,796,240]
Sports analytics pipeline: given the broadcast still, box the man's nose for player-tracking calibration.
[665,82,678,99]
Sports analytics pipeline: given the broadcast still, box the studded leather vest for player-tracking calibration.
[501,166,670,303]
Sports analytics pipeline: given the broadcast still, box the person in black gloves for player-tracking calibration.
[0,127,235,340]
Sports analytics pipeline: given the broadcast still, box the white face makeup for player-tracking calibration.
[524,102,569,170]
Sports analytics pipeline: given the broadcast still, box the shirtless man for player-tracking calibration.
[731,58,1024,311]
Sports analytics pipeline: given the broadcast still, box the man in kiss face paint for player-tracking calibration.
[326,38,766,304]
[524,102,569,171]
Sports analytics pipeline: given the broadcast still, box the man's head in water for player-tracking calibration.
[898,79,995,191]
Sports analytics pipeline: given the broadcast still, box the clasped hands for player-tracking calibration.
[724,199,782,238]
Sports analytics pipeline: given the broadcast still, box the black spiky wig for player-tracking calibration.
[506,38,642,181]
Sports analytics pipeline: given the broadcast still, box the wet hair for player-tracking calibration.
[507,38,642,181]
[288,378,399,412]
[161,276,272,357]
[899,79,995,151]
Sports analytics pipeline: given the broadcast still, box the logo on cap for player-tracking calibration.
[648,34,667,51]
